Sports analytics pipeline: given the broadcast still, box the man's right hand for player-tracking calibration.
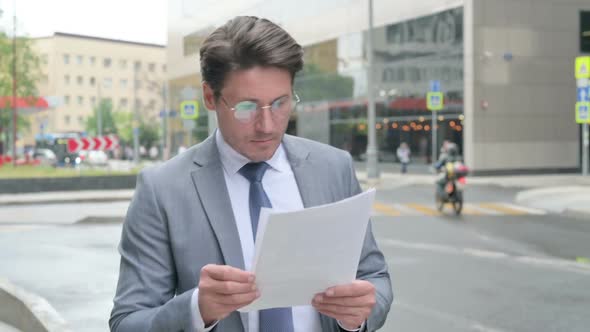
[198,264,259,325]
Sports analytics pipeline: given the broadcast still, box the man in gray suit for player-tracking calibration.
[110,16,393,332]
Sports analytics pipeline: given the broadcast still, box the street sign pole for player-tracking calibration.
[432,112,437,164]
[366,0,380,180]
[576,56,590,175]
[584,124,589,176]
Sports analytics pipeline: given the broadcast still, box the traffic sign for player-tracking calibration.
[67,135,120,153]
[579,87,590,102]
[576,56,590,79]
[577,102,590,124]
[429,80,441,92]
[427,92,444,111]
[180,100,199,119]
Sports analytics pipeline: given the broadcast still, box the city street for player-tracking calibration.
[1,183,589,332]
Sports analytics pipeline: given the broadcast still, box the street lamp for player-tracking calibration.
[366,0,380,180]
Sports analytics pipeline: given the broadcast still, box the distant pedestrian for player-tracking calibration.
[397,142,411,174]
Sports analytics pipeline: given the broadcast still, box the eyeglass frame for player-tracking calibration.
[219,92,301,122]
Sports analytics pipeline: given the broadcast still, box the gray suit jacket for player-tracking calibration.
[110,134,393,332]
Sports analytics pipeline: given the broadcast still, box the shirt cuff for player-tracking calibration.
[337,320,366,331]
[190,288,219,332]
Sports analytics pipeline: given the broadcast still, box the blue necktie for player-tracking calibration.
[239,162,294,332]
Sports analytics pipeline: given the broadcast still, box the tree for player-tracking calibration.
[139,121,160,149]
[85,99,118,137]
[294,63,354,102]
[0,32,41,154]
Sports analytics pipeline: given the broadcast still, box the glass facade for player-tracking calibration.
[295,7,464,163]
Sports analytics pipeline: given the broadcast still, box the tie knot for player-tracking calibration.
[239,162,270,183]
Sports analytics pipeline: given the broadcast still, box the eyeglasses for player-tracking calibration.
[220,92,300,123]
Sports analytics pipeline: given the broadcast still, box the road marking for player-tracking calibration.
[395,300,510,332]
[499,203,547,215]
[0,225,51,233]
[371,202,547,217]
[406,203,441,216]
[379,239,590,275]
[477,203,529,215]
[373,202,401,216]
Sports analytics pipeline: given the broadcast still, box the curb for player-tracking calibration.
[0,278,71,332]
[0,190,134,207]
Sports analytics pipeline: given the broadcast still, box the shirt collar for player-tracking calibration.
[215,129,291,176]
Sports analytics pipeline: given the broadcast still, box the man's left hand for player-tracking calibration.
[312,280,376,330]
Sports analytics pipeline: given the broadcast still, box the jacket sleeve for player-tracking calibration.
[321,153,394,332]
[109,170,195,332]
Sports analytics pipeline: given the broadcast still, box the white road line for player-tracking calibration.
[395,301,510,332]
[379,239,590,275]
[499,203,547,215]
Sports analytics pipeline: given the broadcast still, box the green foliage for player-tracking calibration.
[0,33,41,148]
[294,63,354,103]
[85,99,118,137]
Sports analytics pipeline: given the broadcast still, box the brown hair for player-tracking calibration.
[200,16,304,98]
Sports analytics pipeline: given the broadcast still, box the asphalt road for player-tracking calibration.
[0,184,589,331]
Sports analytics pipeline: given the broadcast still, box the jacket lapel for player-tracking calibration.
[190,135,245,271]
[283,135,329,208]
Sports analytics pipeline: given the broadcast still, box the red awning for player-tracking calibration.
[0,96,49,109]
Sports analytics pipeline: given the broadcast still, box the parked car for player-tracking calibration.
[79,150,108,166]
[33,149,58,167]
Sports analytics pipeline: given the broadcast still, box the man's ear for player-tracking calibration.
[202,82,217,111]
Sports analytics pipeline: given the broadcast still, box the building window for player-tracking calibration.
[77,76,83,85]
[103,78,112,88]
[90,56,96,65]
[91,97,97,106]
[135,99,142,109]
[78,96,84,106]
[120,98,128,108]
[104,58,112,68]
[119,59,128,69]
[63,54,70,65]
[64,115,71,125]
[90,77,96,86]
[135,80,142,89]
[64,75,70,85]
[162,64,167,72]
[149,99,156,109]
[148,63,156,72]
[134,61,142,71]
[41,54,48,65]
[76,55,83,65]
[78,116,84,125]
[64,95,71,105]
[120,79,128,88]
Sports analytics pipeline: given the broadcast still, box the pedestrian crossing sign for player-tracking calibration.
[576,56,590,79]
[427,92,444,111]
[180,100,199,120]
[576,102,590,124]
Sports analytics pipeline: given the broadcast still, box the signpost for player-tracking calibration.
[67,135,119,154]
[427,80,444,163]
[576,56,590,176]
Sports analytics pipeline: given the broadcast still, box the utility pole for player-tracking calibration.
[11,0,17,166]
[97,81,102,137]
[366,0,379,180]
[133,65,140,164]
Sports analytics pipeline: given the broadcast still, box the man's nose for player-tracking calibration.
[254,107,274,133]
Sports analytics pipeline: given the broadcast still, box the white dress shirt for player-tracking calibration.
[189,130,362,332]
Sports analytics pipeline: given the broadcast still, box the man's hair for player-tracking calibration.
[200,16,304,98]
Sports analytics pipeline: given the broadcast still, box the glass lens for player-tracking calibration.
[233,101,257,121]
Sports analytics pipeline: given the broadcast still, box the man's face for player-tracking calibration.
[204,66,293,162]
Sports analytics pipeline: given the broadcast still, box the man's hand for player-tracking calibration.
[198,264,259,325]
[312,280,376,330]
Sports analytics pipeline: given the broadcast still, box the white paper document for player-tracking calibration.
[239,188,376,312]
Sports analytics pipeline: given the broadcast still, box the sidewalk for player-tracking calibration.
[1,168,589,217]
[515,186,590,218]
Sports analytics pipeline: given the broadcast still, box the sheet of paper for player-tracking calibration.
[239,188,376,312]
